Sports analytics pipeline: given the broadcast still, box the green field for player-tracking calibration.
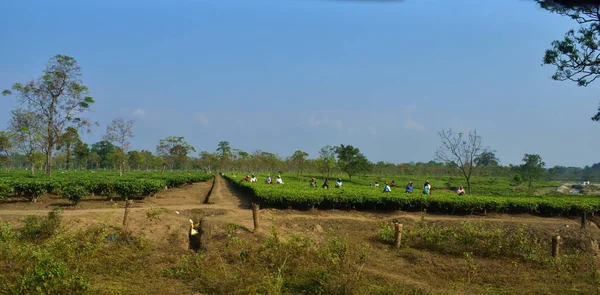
[0,170,214,203]
[225,173,600,216]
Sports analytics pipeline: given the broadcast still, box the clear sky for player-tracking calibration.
[0,0,598,167]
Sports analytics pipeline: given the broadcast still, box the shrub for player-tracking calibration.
[20,208,62,241]
[61,185,88,204]
[513,173,523,185]
[377,222,396,244]
[11,256,89,294]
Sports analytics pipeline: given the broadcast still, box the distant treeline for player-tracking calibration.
[1,139,598,182]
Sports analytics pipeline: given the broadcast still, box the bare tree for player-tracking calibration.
[2,55,95,176]
[103,117,135,176]
[434,129,488,194]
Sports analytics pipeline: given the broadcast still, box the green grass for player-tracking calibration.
[225,173,600,216]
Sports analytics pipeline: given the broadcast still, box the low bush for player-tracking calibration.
[20,208,62,241]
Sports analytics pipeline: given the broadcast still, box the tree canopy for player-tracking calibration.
[520,154,546,188]
[334,144,372,181]
[538,1,600,121]
[2,55,95,176]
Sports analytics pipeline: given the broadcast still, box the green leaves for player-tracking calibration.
[0,172,213,202]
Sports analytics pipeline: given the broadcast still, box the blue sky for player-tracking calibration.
[1,0,598,167]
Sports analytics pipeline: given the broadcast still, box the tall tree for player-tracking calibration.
[334,144,372,181]
[103,117,135,176]
[91,141,116,169]
[2,55,95,176]
[520,154,546,188]
[317,145,337,178]
[435,129,488,194]
[475,151,500,167]
[0,131,12,167]
[57,127,80,171]
[290,150,309,176]
[538,1,600,121]
[128,150,147,171]
[216,141,232,171]
[198,151,219,173]
[73,141,90,169]
[157,136,196,174]
[8,109,45,175]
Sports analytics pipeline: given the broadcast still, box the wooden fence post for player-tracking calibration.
[252,203,260,232]
[552,235,560,258]
[394,223,403,249]
[121,200,132,234]
[581,212,587,229]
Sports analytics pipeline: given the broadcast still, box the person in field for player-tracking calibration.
[240,175,250,182]
[276,175,284,184]
[322,178,329,188]
[390,180,397,187]
[374,181,379,187]
[310,178,317,188]
[405,182,414,193]
[250,174,257,182]
[457,186,466,196]
[266,174,272,184]
[383,182,391,193]
[335,178,343,188]
[423,180,431,195]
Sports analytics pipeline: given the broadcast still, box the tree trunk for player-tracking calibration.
[30,163,35,176]
[45,147,52,177]
[66,146,71,170]
[466,177,471,194]
[45,115,54,177]
[161,162,166,175]
[119,162,124,176]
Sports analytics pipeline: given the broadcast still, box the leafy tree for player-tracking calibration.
[128,150,147,171]
[8,109,45,175]
[538,1,600,121]
[216,141,232,171]
[520,154,546,188]
[73,141,90,169]
[0,131,12,167]
[56,127,80,171]
[103,117,135,176]
[2,55,95,176]
[475,151,500,167]
[157,136,196,173]
[290,150,309,176]
[198,151,219,173]
[334,144,372,181]
[90,141,116,169]
[317,145,337,178]
[435,129,488,194]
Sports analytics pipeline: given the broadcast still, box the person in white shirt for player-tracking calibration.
[276,175,284,184]
[250,174,257,183]
[335,178,342,188]
[374,181,379,187]
[383,183,391,193]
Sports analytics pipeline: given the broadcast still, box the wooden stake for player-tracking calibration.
[552,235,560,257]
[121,200,132,234]
[582,212,587,229]
[252,203,260,232]
[394,223,403,249]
